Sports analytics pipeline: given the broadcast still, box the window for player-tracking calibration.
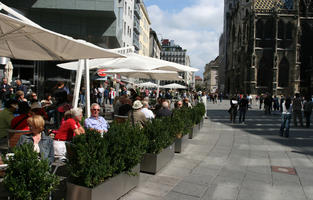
[256,20,263,39]
[278,20,284,39]
[285,22,293,39]
[124,22,126,35]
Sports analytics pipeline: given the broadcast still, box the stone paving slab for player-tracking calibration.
[121,101,313,200]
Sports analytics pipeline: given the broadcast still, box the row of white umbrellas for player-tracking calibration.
[137,82,187,89]
[0,2,197,117]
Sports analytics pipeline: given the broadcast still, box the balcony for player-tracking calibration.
[134,3,141,19]
[133,20,141,34]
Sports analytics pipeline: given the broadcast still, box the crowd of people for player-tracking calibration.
[0,78,210,164]
[228,93,313,138]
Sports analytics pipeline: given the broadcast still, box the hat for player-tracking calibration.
[30,102,42,110]
[132,100,143,110]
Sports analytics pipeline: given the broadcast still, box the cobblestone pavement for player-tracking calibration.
[121,100,313,200]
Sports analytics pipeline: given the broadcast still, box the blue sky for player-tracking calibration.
[144,0,224,77]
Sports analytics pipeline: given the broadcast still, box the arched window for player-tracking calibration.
[300,0,306,13]
[278,57,289,87]
[256,20,263,39]
[278,20,284,39]
[264,19,274,39]
[286,22,293,39]
[257,56,273,87]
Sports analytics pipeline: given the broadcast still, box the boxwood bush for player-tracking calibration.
[3,143,59,200]
[67,122,148,188]
[143,117,176,154]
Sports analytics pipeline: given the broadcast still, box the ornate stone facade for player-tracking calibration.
[225,0,313,96]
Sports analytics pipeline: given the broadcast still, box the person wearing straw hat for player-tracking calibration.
[128,100,147,128]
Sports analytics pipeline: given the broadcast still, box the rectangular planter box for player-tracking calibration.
[175,134,188,153]
[200,118,204,129]
[189,125,198,139]
[66,164,140,200]
[140,143,175,174]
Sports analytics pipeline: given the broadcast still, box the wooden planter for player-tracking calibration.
[175,134,188,153]
[188,125,198,139]
[140,143,175,174]
[66,164,140,200]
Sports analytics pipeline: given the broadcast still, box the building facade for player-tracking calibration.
[133,0,141,52]
[138,1,151,56]
[160,39,193,86]
[224,0,313,96]
[149,29,161,59]
[203,58,220,93]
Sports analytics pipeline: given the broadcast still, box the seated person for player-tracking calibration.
[128,100,147,128]
[141,101,155,119]
[174,101,183,109]
[156,101,172,118]
[11,102,31,130]
[84,103,109,137]
[15,90,27,103]
[53,108,85,160]
[30,102,49,120]
[0,99,18,147]
[118,98,132,116]
[17,115,54,165]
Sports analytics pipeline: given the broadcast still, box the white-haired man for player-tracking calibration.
[156,101,172,118]
[84,103,109,136]
[141,101,154,119]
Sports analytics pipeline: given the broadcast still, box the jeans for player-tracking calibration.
[80,94,85,105]
[293,110,303,127]
[280,114,291,137]
[97,97,103,105]
[109,98,113,105]
[239,108,247,123]
[304,111,312,128]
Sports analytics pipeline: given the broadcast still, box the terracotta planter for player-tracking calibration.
[140,143,175,174]
[175,134,188,153]
[66,164,140,200]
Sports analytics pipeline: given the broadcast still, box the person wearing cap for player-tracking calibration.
[30,102,48,120]
[128,100,147,128]
[0,99,18,146]
[84,103,109,137]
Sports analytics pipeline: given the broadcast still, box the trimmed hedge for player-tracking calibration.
[67,122,147,188]
[3,143,59,200]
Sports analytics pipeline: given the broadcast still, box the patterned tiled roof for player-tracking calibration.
[254,0,293,11]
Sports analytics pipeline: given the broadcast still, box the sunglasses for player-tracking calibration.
[92,109,100,111]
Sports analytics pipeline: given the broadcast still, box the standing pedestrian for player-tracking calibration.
[259,94,264,110]
[273,95,280,112]
[109,87,116,105]
[0,78,12,106]
[303,96,313,128]
[264,94,272,115]
[293,93,303,127]
[280,97,292,137]
[239,94,249,124]
[97,84,104,106]
[104,87,109,105]
[201,92,208,119]
[229,96,238,123]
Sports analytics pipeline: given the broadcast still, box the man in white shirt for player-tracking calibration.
[141,101,155,119]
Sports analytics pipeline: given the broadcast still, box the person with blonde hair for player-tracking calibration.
[53,108,85,160]
[17,115,54,165]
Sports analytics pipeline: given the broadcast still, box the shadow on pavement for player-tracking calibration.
[207,108,313,156]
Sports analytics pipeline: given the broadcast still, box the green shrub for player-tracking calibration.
[3,143,59,200]
[105,122,148,175]
[66,130,110,188]
[172,108,193,135]
[67,124,148,188]
[144,117,176,154]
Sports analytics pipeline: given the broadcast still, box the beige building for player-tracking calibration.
[203,57,220,93]
[138,2,151,56]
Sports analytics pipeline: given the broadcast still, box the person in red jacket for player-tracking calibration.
[11,102,31,131]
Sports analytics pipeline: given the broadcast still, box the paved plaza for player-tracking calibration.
[121,101,313,200]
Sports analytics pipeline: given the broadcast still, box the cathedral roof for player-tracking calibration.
[254,0,293,11]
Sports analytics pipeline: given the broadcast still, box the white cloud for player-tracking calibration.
[147,0,224,76]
